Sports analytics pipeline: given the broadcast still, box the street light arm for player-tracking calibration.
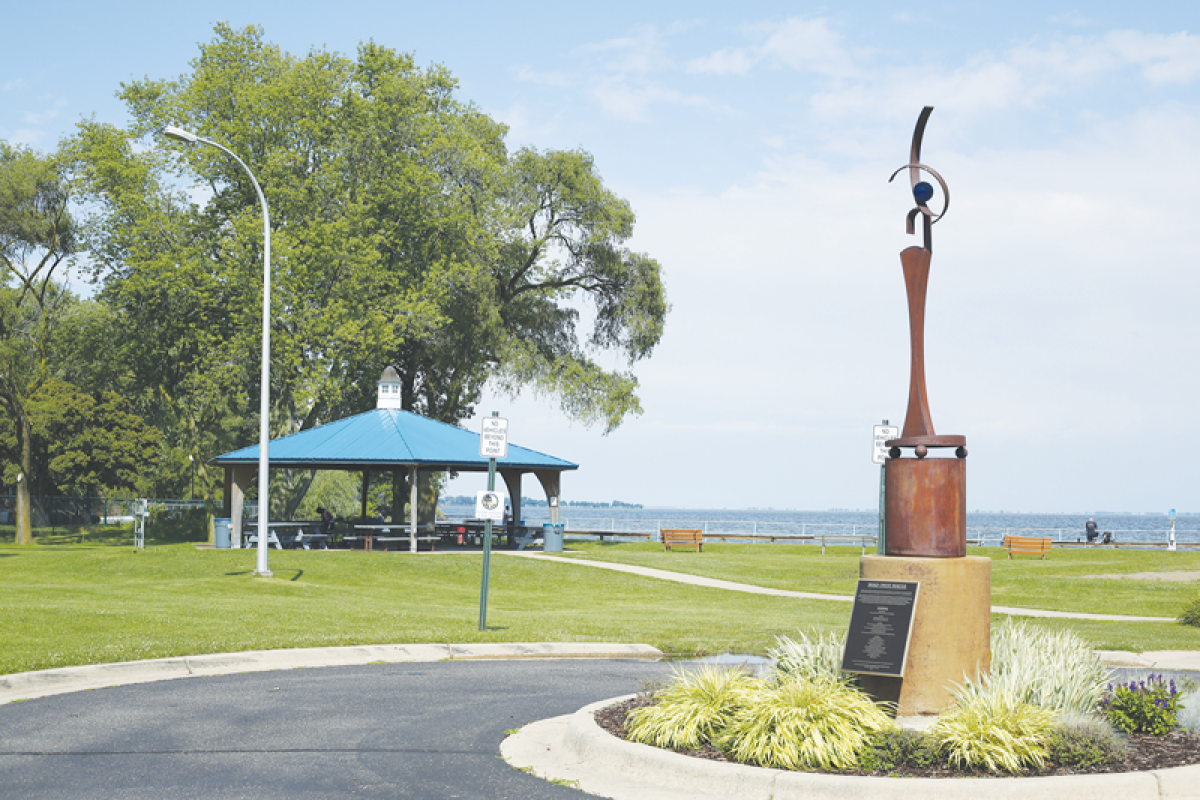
[159,124,273,578]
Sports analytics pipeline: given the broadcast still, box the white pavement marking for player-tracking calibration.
[0,643,662,705]
[502,552,1177,622]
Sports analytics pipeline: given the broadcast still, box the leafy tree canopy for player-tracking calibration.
[67,24,668,513]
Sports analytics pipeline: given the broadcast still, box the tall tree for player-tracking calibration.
[71,25,668,515]
[0,144,77,542]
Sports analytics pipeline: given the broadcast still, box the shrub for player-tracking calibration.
[769,629,850,685]
[932,687,1057,774]
[1045,712,1129,767]
[1100,674,1182,734]
[857,727,941,773]
[717,674,892,771]
[624,666,755,750]
[1179,594,1200,627]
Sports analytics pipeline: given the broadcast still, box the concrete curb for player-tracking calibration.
[503,694,1200,799]
[0,643,662,705]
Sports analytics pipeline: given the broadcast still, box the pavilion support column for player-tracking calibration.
[409,465,418,553]
[360,469,371,521]
[500,469,522,548]
[392,470,405,525]
[222,467,234,518]
[230,465,255,548]
[534,470,562,525]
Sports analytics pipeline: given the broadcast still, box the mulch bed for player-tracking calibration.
[594,697,1200,778]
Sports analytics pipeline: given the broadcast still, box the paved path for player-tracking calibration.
[503,551,1177,622]
[0,656,679,799]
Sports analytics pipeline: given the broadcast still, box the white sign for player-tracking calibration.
[475,490,506,521]
[872,424,900,465]
[480,417,509,459]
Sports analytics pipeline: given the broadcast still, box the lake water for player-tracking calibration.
[440,505,1197,548]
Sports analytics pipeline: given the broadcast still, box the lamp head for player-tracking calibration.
[162,125,199,143]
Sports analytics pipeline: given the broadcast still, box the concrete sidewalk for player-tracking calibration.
[0,642,661,706]
[502,551,1179,622]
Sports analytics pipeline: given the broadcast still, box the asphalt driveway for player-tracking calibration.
[0,659,680,799]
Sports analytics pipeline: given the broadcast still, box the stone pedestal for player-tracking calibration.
[856,554,991,716]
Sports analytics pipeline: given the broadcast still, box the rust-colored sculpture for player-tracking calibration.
[884,107,967,558]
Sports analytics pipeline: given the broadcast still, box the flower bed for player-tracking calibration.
[596,695,1200,777]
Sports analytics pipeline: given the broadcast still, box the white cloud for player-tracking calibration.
[579,25,672,75]
[513,66,571,87]
[590,75,720,122]
[9,128,45,146]
[687,47,756,76]
[1105,29,1200,84]
[687,16,855,77]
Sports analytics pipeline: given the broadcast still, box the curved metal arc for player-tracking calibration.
[887,162,951,225]
[909,106,933,188]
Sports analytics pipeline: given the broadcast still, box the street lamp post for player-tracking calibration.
[188,453,194,500]
[161,125,272,577]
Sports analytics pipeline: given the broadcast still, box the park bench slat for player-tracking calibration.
[661,529,703,552]
[1002,535,1052,559]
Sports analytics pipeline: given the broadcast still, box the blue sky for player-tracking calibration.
[4,2,1200,512]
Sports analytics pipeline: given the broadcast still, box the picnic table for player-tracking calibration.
[243,521,329,550]
[347,524,439,552]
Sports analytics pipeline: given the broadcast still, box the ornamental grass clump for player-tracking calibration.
[1177,688,1200,734]
[980,619,1110,714]
[624,665,755,750]
[769,629,850,684]
[932,686,1057,773]
[717,674,893,771]
[1100,674,1182,734]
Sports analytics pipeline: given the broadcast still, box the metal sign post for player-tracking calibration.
[478,413,508,630]
[872,421,899,555]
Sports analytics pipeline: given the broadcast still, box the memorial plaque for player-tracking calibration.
[841,580,919,677]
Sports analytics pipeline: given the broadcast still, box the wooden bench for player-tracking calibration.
[816,534,876,555]
[1002,535,1052,559]
[661,529,703,552]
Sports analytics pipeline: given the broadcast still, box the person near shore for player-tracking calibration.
[1085,518,1098,544]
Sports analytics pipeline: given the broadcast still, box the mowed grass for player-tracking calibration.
[1,539,1197,676]
[0,543,851,676]
[551,540,1200,618]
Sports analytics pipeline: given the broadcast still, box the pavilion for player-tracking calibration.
[213,368,578,549]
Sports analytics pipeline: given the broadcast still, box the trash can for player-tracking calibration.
[214,518,232,549]
[543,523,564,553]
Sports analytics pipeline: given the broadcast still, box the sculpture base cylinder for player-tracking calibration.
[885,457,965,557]
[856,555,991,716]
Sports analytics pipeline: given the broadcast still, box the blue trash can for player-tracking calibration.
[543,523,564,553]
[214,518,232,549]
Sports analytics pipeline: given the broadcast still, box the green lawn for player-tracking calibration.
[0,538,1196,677]
[550,540,1200,618]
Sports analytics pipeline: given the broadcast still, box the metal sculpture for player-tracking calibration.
[884,107,967,558]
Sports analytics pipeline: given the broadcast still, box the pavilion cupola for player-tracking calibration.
[377,366,404,410]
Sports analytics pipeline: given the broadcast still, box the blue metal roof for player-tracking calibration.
[213,409,577,472]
